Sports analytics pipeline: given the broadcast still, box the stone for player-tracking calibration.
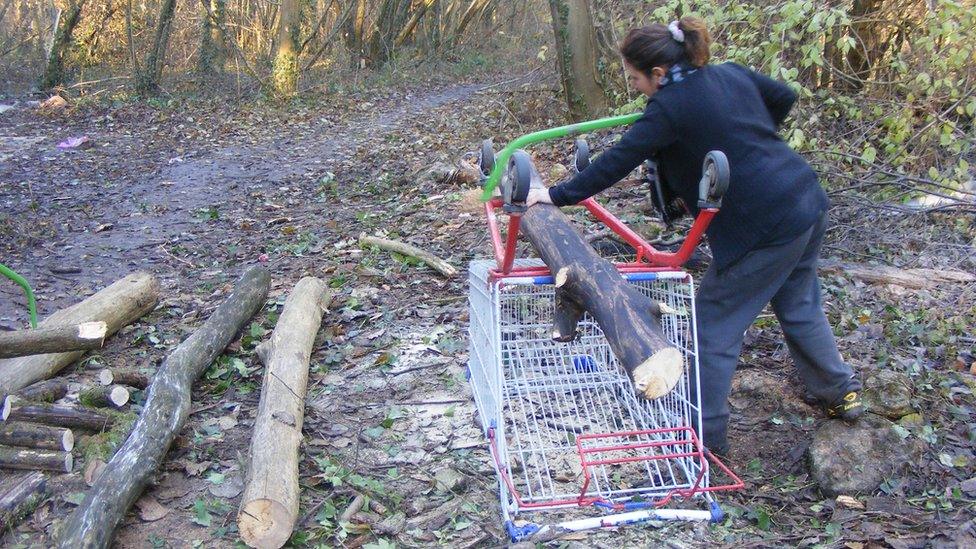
[863,369,914,418]
[808,414,924,496]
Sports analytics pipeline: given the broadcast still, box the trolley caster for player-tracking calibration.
[479,139,495,177]
[502,150,532,211]
[698,150,730,209]
[573,138,590,173]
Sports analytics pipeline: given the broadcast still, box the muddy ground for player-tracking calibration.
[1,70,974,548]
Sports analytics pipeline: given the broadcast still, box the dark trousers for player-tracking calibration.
[693,212,859,450]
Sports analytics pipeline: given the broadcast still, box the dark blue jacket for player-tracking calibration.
[548,62,828,271]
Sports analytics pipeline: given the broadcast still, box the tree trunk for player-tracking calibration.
[367,0,410,66]
[0,321,107,359]
[0,445,72,473]
[451,0,489,45]
[138,0,177,93]
[0,421,73,451]
[39,0,85,89]
[238,277,331,549]
[548,0,607,121]
[0,471,47,532]
[844,0,884,90]
[395,0,436,47]
[56,266,271,549]
[198,0,226,76]
[78,386,129,409]
[271,0,300,97]
[518,156,682,398]
[343,0,366,67]
[14,378,68,403]
[3,397,115,431]
[0,272,159,400]
[97,368,150,390]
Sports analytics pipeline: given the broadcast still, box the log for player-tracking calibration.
[0,321,107,359]
[0,421,74,451]
[0,445,72,473]
[78,386,130,409]
[3,397,115,432]
[359,235,457,277]
[238,277,331,549]
[56,266,271,549]
[519,156,683,398]
[0,471,47,532]
[0,272,160,399]
[819,260,976,289]
[97,368,151,390]
[14,378,68,403]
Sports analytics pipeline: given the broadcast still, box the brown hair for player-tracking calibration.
[620,16,712,75]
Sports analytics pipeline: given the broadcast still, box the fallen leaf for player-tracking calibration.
[136,495,171,522]
[208,473,244,499]
[84,459,106,486]
[835,495,865,510]
[184,460,212,477]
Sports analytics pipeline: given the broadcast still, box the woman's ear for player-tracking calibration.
[651,66,666,81]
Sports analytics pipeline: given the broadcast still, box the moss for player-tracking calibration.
[76,410,138,463]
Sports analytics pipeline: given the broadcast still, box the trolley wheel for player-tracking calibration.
[503,150,532,205]
[573,138,590,173]
[699,150,730,206]
[479,139,495,177]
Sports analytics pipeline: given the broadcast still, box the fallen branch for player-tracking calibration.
[0,321,107,359]
[360,235,457,277]
[0,445,72,473]
[239,277,331,549]
[0,272,160,398]
[0,421,74,451]
[13,378,68,403]
[56,266,271,549]
[2,397,115,431]
[820,259,976,289]
[78,386,130,409]
[97,368,150,389]
[0,471,47,532]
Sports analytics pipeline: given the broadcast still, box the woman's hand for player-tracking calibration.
[526,188,553,208]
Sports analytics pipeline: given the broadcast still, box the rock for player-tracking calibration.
[809,414,924,496]
[433,467,467,493]
[863,370,914,418]
[549,163,569,182]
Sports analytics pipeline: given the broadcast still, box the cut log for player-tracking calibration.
[0,321,107,359]
[78,386,130,409]
[238,277,331,549]
[0,421,74,451]
[359,235,457,277]
[0,272,160,398]
[3,396,114,432]
[519,157,683,398]
[97,368,151,390]
[0,445,72,473]
[56,266,271,549]
[0,471,48,532]
[14,378,68,403]
[820,260,976,289]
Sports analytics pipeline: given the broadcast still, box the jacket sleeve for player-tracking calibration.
[548,102,677,207]
[734,63,797,127]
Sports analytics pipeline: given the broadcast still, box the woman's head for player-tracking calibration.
[620,16,711,96]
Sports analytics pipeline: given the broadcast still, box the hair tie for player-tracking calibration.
[668,21,685,43]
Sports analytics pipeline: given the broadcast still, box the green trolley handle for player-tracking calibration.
[0,263,38,328]
[480,112,643,202]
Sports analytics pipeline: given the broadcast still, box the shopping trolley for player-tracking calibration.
[466,117,743,542]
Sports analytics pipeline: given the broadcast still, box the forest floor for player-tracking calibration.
[1,67,974,548]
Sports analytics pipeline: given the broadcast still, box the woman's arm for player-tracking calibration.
[547,102,677,207]
[732,63,797,127]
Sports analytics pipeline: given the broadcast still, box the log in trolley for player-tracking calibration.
[467,115,744,542]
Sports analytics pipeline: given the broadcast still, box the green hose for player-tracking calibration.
[480,112,643,201]
[0,263,38,328]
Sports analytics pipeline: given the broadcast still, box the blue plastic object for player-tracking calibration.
[572,355,597,373]
[505,520,541,542]
[709,501,724,522]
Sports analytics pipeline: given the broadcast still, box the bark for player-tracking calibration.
[138,0,177,93]
[367,0,411,66]
[13,378,68,403]
[2,397,115,431]
[518,157,682,398]
[238,277,331,549]
[0,272,159,400]
[359,235,457,277]
[0,445,72,473]
[39,0,85,89]
[198,0,226,75]
[0,321,107,359]
[271,0,300,97]
[56,266,271,549]
[0,471,47,532]
[819,260,976,288]
[78,386,129,409]
[547,0,608,121]
[451,0,490,45]
[97,368,150,390]
[0,421,73,451]
[395,0,436,47]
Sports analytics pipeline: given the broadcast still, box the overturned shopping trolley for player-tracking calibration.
[466,117,743,542]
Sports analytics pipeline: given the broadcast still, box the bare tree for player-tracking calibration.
[39,0,85,89]
[138,0,178,94]
[548,0,608,120]
[271,0,300,97]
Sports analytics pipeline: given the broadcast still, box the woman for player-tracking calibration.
[526,17,863,455]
